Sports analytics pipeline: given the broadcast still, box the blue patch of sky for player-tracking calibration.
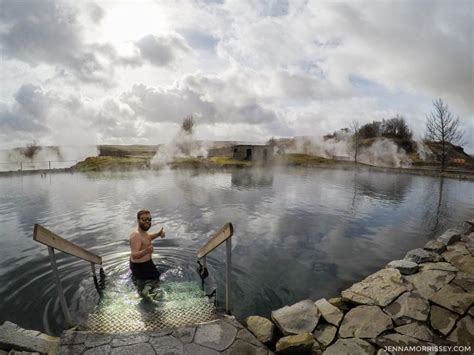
[264,0,289,17]
[181,30,219,52]
[349,74,433,115]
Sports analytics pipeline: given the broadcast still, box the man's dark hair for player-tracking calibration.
[137,210,150,220]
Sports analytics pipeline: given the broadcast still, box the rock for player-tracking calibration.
[341,268,406,307]
[323,338,375,355]
[312,341,322,355]
[271,299,320,336]
[419,262,458,272]
[383,292,430,324]
[314,299,343,326]
[436,229,461,246]
[423,240,446,253]
[327,297,351,312]
[193,320,237,351]
[404,248,440,264]
[429,305,458,336]
[111,333,149,347]
[394,322,433,342]
[446,316,474,344]
[60,331,88,345]
[443,253,474,274]
[372,333,430,348]
[83,344,111,355]
[339,305,392,338]
[275,333,314,354]
[386,260,419,275]
[236,328,265,348]
[84,333,112,348]
[404,269,455,299]
[110,343,155,355]
[172,326,196,344]
[469,307,474,317]
[0,321,59,354]
[447,242,470,254]
[461,221,474,235]
[57,344,86,355]
[429,284,474,314]
[223,339,268,355]
[312,323,337,347]
[149,336,183,354]
[376,350,391,355]
[184,343,219,355]
[244,316,274,343]
[452,272,474,292]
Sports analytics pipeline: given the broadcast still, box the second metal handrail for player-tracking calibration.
[197,222,234,314]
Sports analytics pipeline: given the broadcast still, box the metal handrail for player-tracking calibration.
[33,224,102,327]
[197,222,233,314]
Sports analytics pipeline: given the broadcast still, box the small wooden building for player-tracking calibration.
[208,144,273,162]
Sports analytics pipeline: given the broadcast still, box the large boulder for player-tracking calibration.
[429,305,458,336]
[404,269,455,299]
[423,240,446,254]
[461,220,474,235]
[442,251,474,274]
[312,323,337,348]
[419,262,458,272]
[323,338,375,355]
[0,321,59,354]
[271,300,320,336]
[193,320,237,351]
[372,333,432,348]
[338,305,392,338]
[394,322,433,342]
[436,229,461,246]
[452,272,474,293]
[386,260,418,275]
[446,316,474,344]
[244,316,274,344]
[275,333,314,354]
[314,298,343,326]
[341,268,406,307]
[383,292,430,324]
[429,284,474,315]
[404,248,440,264]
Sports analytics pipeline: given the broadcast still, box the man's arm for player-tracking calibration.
[130,233,152,259]
[150,227,165,241]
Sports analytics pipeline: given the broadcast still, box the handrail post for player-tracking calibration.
[48,247,73,327]
[225,237,231,314]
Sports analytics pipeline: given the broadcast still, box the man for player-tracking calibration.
[129,209,165,280]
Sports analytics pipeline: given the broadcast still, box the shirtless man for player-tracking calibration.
[129,209,165,280]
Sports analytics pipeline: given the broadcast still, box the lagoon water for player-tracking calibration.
[0,167,473,335]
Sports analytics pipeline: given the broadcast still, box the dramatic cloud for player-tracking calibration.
[0,0,472,151]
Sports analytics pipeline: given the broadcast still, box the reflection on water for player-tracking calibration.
[0,168,473,335]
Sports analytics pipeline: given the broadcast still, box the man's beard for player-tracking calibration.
[140,223,151,231]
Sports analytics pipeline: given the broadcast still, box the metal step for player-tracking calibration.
[82,281,216,333]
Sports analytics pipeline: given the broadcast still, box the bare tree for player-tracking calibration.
[351,120,360,164]
[182,114,194,134]
[425,99,464,171]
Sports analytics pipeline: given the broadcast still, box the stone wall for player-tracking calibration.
[244,220,474,354]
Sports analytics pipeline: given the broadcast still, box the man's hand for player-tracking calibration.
[145,244,154,255]
[159,227,166,238]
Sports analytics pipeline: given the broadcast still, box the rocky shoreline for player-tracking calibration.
[243,221,474,354]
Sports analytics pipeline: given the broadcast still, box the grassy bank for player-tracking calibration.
[17,153,467,182]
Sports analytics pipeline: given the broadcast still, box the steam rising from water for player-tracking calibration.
[151,126,209,167]
[0,146,98,172]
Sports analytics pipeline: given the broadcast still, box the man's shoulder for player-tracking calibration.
[129,230,140,239]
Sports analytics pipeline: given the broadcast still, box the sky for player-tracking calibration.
[0,0,473,152]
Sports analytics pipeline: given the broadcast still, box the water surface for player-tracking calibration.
[0,168,472,335]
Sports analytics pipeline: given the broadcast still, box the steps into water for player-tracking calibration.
[81,280,217,333]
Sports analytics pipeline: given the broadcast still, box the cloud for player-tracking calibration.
[134,33,191,67]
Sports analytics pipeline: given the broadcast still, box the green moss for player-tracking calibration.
[208,156,253,167]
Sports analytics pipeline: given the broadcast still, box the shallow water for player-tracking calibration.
[0,167,473,335]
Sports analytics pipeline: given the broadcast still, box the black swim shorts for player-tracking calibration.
[129,259,161,280]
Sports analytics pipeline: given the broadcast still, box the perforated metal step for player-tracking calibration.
[82,281,216,333]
